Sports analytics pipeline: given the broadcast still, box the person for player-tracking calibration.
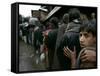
[19,16,30,43]
[90,12,96,25]
[80,13,89,25]
[52,13,69,70]
[45,17,59,70]
[33,22,44,65]
[64,22,96,69]
[42,22,52,68]
[57,8,81,70]
[28,17,40,45]
[33,24,44,55]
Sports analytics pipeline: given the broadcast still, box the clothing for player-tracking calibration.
[90,18,96,25]
[46,29,58,69]
[33,27,43,53]
[57,20,81,70]
[52,23,67,70]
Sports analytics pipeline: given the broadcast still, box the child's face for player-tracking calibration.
[79,31,96,48]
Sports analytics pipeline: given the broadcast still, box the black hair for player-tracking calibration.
[68,8,80,22]
[79,22,96,37]
[62,13,69,24]
[49,17,59,29]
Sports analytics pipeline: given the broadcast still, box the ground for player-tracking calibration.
[19,40,47,72]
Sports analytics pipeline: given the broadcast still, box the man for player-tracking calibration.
[52,13,69,70]
[46,17,59,70]
[57,8,81,70]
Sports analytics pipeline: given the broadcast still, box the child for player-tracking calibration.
[64,22,96,69]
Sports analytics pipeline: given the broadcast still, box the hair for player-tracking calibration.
[68,8,80,22]
[62,13,69,24]
[49,17,59,29]
[79,22,96,37]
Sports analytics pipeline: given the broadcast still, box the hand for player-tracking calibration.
[64,46,76,59]
[63,46,71,59]
[63,46,76,68]
[80,50,96,62]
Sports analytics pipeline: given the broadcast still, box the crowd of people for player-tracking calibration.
[19,8,97,70]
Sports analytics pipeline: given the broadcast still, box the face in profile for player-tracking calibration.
[79,31,96,48]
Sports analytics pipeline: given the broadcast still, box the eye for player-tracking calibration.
[84,33,88,38]
[79,33,82,37]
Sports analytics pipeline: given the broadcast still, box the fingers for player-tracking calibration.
[74,46,76,52]
[66,46,72,53]
[80,50,89,62]
[64,47,71,55]
[64,52,70,58]
[80,55,87,60]
[63,46,77,59]
[73,46,76,58]
[80,50,96,62]
[81,58,87,62]
[80,50,86,57]
[81,56,88,62]
[63,47,71,58]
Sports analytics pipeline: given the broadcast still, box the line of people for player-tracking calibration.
[43,8,96,70]
[19,8,97,70]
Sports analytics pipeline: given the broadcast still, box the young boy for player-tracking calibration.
[64,22,96,69]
